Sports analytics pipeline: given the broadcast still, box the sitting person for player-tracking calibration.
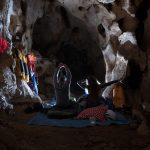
[53,63,72,108]
[77,75,119,112]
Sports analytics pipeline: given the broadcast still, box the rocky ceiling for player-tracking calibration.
[0,0,150,103]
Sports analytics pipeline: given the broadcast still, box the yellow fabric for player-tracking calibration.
[113,85,125,108]
[18,50,26,80]
[14,50,29,82]
[22,55,29,82]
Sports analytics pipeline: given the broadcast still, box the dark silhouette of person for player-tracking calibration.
[53,63,72,108]
[123,59,143,109]
[77,75,119,112]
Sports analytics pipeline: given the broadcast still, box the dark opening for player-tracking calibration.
[97,24,106,38]
[59,44,91,95]
[78,6,85,11]
[104,3,113,12]
[117,18,124,32]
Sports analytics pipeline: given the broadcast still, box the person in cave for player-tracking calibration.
[77,75,120,112]
[53,63,72,108]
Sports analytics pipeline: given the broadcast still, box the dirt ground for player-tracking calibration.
[0,105,150,150]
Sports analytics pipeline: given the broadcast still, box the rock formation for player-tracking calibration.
[0,0,150,114]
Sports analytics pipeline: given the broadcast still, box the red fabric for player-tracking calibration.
[0,37,8,54]
[77,105,108,121]
[26,54,37,71]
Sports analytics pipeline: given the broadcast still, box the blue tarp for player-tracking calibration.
[28,113,129,128]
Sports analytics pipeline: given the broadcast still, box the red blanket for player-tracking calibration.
[77,105,108,121]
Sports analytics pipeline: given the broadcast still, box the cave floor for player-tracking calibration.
[0,104,150,150]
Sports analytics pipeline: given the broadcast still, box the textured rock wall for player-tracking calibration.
[58,0,147,101]
[0,0,150,103]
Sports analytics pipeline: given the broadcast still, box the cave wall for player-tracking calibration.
[58,0,147,100]
[17,0,107,96]
[0,0,150,103]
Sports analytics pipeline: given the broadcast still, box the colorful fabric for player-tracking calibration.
[26,54,37,72]
[29,70,38,95]
[14,49,29,81]
[77,105,108,121]
[0,37,8,54]
[26,54,38,95]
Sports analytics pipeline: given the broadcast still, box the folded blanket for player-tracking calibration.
[77,105,107,121]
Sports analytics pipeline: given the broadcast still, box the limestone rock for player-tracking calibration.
[0,67,17,110]
[0,54,14,69]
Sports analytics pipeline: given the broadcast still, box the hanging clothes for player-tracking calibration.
[13,49,25,79]
[26,54,37,72]
[22,53,29,82]
[13,49,29,82]
[26,53,38,95]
